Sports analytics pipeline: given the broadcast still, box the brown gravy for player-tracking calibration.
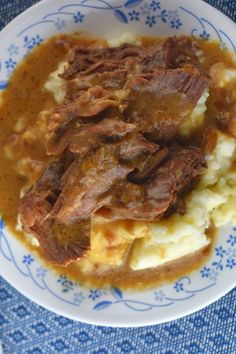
[48,224,216,291]
[0,34,235,290]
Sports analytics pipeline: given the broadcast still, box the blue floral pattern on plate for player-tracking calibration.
[11,0,235,53]
[0,219,235,312]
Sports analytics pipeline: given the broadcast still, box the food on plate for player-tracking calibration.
[0,33,236,289]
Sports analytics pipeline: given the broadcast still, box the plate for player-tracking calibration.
[0,0,236,327]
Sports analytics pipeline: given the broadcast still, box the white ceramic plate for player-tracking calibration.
[0,0,236,327]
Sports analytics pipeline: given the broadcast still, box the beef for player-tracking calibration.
[19,36,210,267]
[47,85,122,156]
[103,147,205,220]
[146,146,205,209]
[171,36,202,69]
[61,39,178,82]
[60,37,203,84]
[48,86,119,134]
[90,69,128,90]
[31,216,90,266]
[119,133,159,160]
[19,162,63,230]
[60,46,107,80]
[19,161,91,265]
[51,133,160,215]
[128,147,169,184]
[141,37,174,71]
[119,133,167,183]
[125,66,209,142]
[60,44,141,80]
[47,119,77,156]
[64,79,93,103]
[54,145,133,224]
[68,119,136,154]
[47,118,136,156]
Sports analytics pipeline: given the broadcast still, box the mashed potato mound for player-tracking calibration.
[107,32,141,47]
[44,62,67,104]
[179,90,209,136]
[210,63,236,88]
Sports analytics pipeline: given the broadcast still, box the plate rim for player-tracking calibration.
[1,267,235,327]
[0,0,236,327]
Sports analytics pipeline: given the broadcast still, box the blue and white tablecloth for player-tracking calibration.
[0,1,236,353]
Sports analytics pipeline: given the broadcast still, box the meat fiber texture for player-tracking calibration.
[45,65,210,136]
[25,52,236,271]
[19,126,236,272]
[19,35,214,267]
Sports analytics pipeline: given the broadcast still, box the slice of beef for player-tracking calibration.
[47,118,136,156]
[60,44,142,80]
[89,69,128,90]
[128,147,169,184]
[119,133,168,183]
[69,119,136,154]
[60,46,108,80]
[54,144,133,224]
[32,216,90,266]
[125,66,209,142]
[64,79,93,103]
[141,36,202,71]
[104,146,205,220]
[19,161,91,265]
[47,119,77,156]
[60,39,179,83]
[19,162,63,230]
[119,133,159,160]
[171,36,202,69]
[146,146,205,207]
[99,181,169,221]
[141,37,174,71]
[48,86,120,134]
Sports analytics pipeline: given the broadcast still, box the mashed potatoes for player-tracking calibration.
[44,62,67,104]
[107,32,141,47]
[210,62,236,88]
[179,90,209,136]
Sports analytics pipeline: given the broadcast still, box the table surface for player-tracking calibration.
[0,1,236,353]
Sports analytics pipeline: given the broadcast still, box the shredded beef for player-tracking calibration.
[103,147,205,220]
[60,44,141,80]
[54,145,133,224]
[48,86,120,134]
[19,35,210,266]
[47,118,136,156]
[19,161,91,265]
[119,133,159,160]
[171,36,202,68]
[125,66,209,142]
[128,147,169,184]
[141,37,174,71]
[61,38,202,83]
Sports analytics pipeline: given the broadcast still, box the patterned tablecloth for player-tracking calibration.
[0,1,236,353]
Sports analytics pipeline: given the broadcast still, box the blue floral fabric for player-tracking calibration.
[0,1,236,353]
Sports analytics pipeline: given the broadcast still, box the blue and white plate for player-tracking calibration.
[0,0,236,327]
